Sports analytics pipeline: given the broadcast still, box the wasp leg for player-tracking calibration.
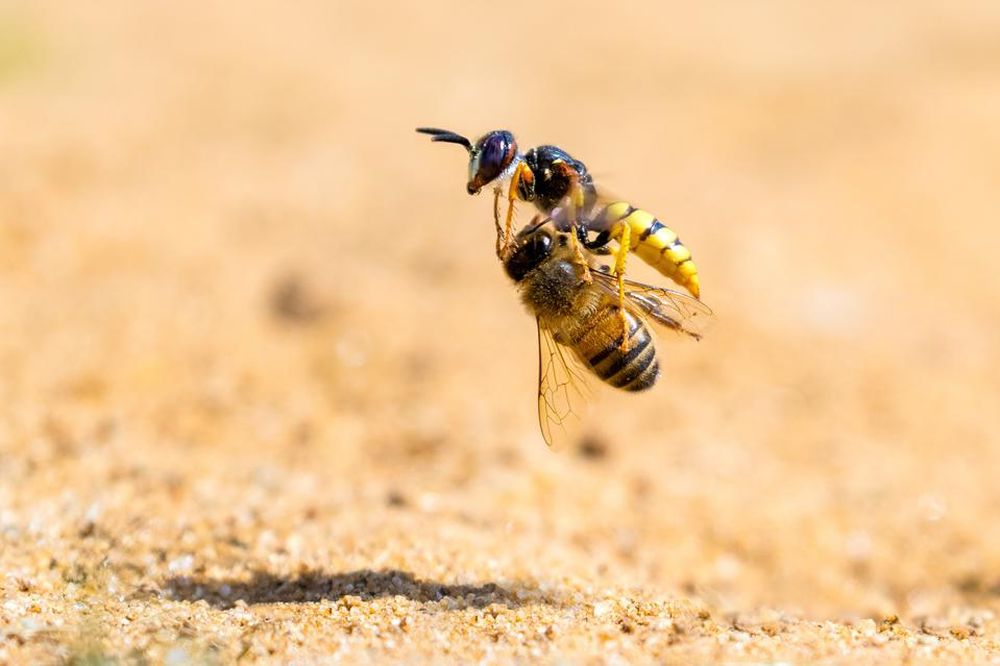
[492,187,504,259]
[501,163,532,260]
[577,226,612,256]
[612,222,631,351]
[582,228,613,254]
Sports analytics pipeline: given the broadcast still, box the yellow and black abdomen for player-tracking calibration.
[598,202,701,299]
[563,304,659,392]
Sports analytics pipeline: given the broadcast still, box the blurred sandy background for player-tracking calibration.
[2,1,1000,663]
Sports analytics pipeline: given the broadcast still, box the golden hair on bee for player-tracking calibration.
[500,217,713,448]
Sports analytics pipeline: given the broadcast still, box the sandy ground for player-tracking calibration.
[2,1,1000,663]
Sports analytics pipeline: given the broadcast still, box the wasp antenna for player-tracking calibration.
[415,127,472,151]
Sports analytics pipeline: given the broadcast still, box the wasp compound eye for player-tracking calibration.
[467,130,517,194]
[504,230,552,281]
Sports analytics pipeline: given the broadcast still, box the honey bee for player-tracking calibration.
[416,127,702,302]
[504,216,713,448]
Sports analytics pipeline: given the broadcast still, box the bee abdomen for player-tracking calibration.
[598,202,701,299]
[574,308,659,392]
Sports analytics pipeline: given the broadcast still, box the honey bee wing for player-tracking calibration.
[536,318,592,450]
[591,269,715,340]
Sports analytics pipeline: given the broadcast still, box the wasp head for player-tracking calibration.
[416,127,518,195]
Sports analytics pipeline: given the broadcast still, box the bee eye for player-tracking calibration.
[467,130,516,194]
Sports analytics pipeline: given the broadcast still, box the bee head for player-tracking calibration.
[504,221,553,282]
[415,127,518,195]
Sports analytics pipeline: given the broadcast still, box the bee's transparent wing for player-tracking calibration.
[591,269,715,340]
[536,318,593,450]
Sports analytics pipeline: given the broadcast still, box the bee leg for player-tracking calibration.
[569,224,593,283]
[562,180,594,281]
[612,223,631,352]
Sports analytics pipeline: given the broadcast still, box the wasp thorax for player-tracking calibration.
[467,130,517,194]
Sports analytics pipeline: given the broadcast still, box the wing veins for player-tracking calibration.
[536,318,591,449]
[589,269,714,339]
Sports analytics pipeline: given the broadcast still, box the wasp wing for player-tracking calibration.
[590,269,715,340]
[536,317,593,450]
[545,186,640,233]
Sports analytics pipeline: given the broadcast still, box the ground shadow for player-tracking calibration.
[164,568,553,610]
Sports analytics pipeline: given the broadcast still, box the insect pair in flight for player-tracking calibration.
[416,127,713,448]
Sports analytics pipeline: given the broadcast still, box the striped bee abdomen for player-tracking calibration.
[597,201,701,299]
[569,306,659,392]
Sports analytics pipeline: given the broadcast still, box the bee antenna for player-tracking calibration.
[415,127,473,152]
